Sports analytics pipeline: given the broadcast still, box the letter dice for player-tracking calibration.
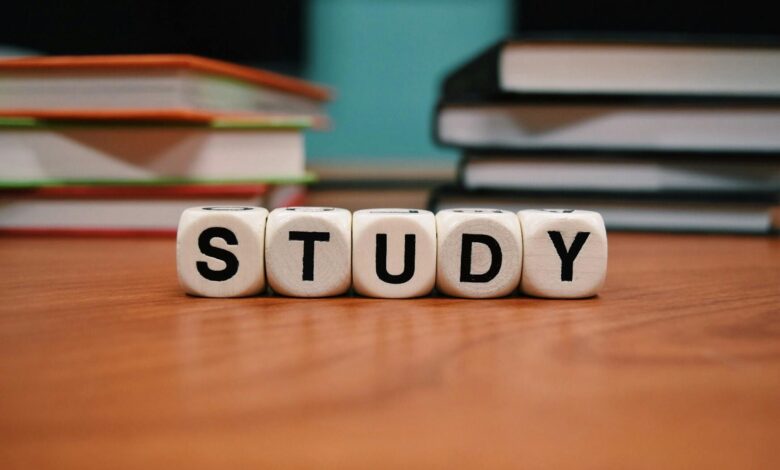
[436,209,522,298]
[352,209,437,298]
[265,207,351,297]
[518,209,608,299]
[177,206,268,297]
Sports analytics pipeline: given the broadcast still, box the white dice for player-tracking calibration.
[352,209,437,298]
[176,206,268,297]
[436,209,523,298]
[265,207,352,297]
[518,209,608,299]
[176,206,609,299]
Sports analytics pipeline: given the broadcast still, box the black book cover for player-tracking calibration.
[428,183,780,212]
[515,0,780,39]
[431,96,780,151]
[454,150,780,196]
[441,34,780,104]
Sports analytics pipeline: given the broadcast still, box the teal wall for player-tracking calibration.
[305,0,512,164]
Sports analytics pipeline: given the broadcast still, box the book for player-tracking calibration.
[0,184,268,235]
[443,38,780,99]
[0,54,330,124]
[515,0,778,39]
[303,160,454,211]
[0,119,314,187]
[428,186,780,234]
[435,100,780,151]
[460,152,780,194]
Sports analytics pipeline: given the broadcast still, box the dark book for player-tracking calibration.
[428,185,780,234]
[442,37,780,101]
[434,99,780,152]
[458,151,780,194]
[515,0,779,39]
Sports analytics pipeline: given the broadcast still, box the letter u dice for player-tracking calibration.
[352,209,437,298]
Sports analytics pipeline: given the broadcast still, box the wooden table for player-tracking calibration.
[1,233,778,469]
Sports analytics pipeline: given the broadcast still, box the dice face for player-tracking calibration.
[265,207,351,297]
[518,209,608,299]
[176,206,268,297]
[352,209,437,298]
[436,208,522,298]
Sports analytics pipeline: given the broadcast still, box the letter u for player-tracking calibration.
[375,233,416,284]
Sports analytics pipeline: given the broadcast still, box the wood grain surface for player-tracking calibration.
[0,233,778,469]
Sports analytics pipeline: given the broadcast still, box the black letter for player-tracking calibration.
[289,231,330,281]
[196,227,239,281]
[375,233,415,284]
[460,234,502,283]
[547,231,590,281]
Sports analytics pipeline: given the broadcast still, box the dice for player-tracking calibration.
[176,206,609,299]
[517,209,608,299]
[352,209,437,298]
[176,206,269,297]
[436,209,523,298]
[264,207,352,297]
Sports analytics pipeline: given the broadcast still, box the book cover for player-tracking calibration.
[0,118,315,187]
[442,37,780,101]
[0,184,269,236]
[0,54,332,124]
[0,54,330,100]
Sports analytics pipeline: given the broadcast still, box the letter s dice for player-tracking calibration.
[177,206,269,297]
[518,209,608,299]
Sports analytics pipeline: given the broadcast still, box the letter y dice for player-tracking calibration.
[518,210,608,299]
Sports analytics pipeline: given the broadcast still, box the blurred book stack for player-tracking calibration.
[431,37,780,233]
[0,54,329,235]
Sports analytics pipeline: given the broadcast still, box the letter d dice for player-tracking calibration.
[436,209,522,298]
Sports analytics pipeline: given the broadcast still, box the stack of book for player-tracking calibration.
[430,37,780,234]
[0,55,329,235]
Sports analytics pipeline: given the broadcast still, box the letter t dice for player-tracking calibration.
[517,210,608,298]
[265,207,352,297]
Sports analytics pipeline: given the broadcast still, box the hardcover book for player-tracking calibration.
[0,118,314,187]
[0,54,331,125]
[443,37,780,100]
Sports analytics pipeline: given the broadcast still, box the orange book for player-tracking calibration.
[0,54,331,124]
